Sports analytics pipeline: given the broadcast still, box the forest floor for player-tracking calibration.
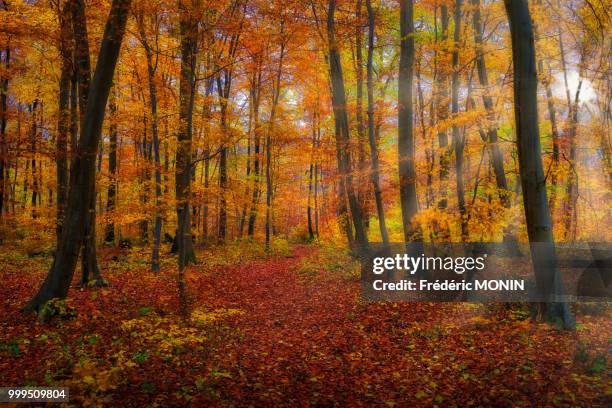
[0,241,610,407]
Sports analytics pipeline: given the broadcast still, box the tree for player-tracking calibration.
[71,0,105,287]
[503,0,573,328]
[327,0,368,251]
[398,0,419,243]
[365,0,389,247]
[450,0,466,240]
[175,0,198,268]
[26,0,132,318]
[56,0,72,239]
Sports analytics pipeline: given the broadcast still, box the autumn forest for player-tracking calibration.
[0,0,610,405]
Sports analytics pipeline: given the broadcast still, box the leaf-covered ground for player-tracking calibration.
[0,243,609,407]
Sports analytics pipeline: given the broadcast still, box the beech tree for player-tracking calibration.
[26,0,131,317]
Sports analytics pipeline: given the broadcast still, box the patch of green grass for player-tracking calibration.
[295,243,360,281]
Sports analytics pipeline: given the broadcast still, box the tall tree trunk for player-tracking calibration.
[307,115,317,240]
[366,0,389,246]
[398,0,419,242]
[176,0,199,318]
[30,101,38,219]
[176,0,198,276]
[72,0,103,285]
[451,0,467,240]
[247,64,262,237]
[532,0,560,213]
[433,3,451,240]
[26,0,131,317]
[0,38,9,218]
[503,0,573,328]
[104,89,117,243]
[266,40,285,250]
[56,0,72,239]
[138,20,163,271]
[217,74,229,243]
[355,0,368,226]
[327,0,368,251]
[471,0,509,207]
[563,71,583,241]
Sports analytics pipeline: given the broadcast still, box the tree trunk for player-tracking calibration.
[26,0,131,317]
[355,0,368,227]
[471,0,509,208]
[365,0,389,246]
[327,0,368,251]
[563,73,583,241]
[217,74,229,243]
[104,89,117,243]
[71,0,104,285]
[398,0,419,243]
[266,40,285,250]
[503,0,573,328]
[0,35,9,218]
[451,0,467,240]
[247,64,262,237]
[175,0,198,267]
[56,0,72,239]
[138,19,163,271]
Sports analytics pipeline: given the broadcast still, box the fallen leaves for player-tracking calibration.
[0,244,609,406]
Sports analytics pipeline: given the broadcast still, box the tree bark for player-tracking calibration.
[504,0,573,328]
[104,89,117,243]
[365,0,389,246]
[451,0,467,240]
[266,39,285,250]
[247,63,262,237]
[71,0,103,285]
[56,0,73,239]
[471,0,509,207]
[355,0,368,226]
[398,0,419,243]
[0,26,9,218]
[327,0,368,251]
[26,0,131,317]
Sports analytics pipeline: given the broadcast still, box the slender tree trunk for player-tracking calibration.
[365,0,389,246]
[176,0,198,274]
[0,40,9,218]
[398,0,419,243]
[266,42,285,250]
[504,0,573,328]
[432,3,451,240]
[30,101,38,219]
[217,75,229,243]
[139,32,162,270]
[104,89,117,243]
[56,0,72,238]
[355,0,368,226]
[563,72,583,241]
[26,0,131,317]
[451,0,467,240]
[531,0,560,212]
[247,65,262,237]
[327,0,368,251]
[307,116,316,240]
[471,0,509,208]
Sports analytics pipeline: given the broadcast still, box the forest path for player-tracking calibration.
[0,244,608,407]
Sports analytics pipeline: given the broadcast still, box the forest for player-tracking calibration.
[0,0,610,405]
